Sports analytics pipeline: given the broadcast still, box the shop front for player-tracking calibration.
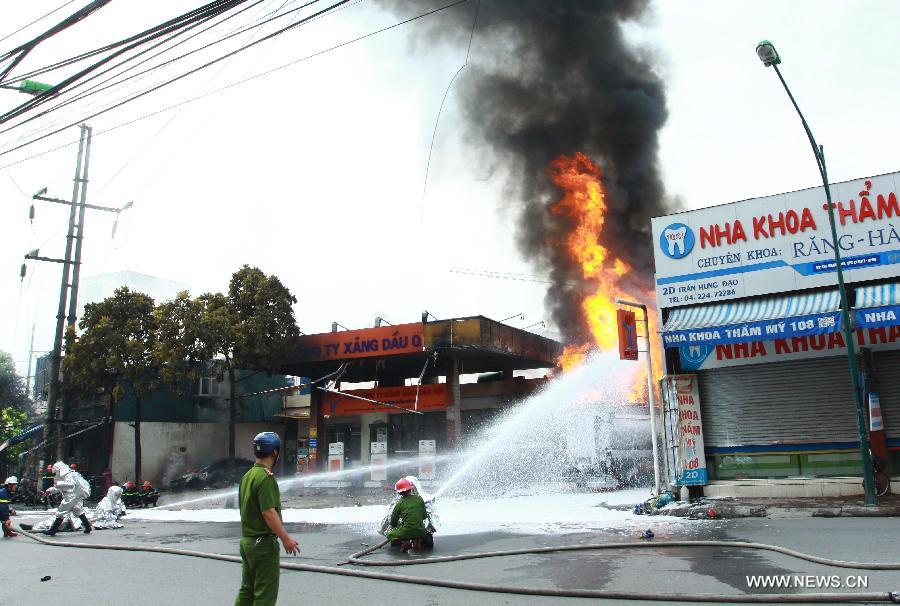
[652,172,900,495]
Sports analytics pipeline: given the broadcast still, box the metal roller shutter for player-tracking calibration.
[874,350,900,437]
[697,358,858,447]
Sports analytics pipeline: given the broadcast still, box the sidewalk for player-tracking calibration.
[651,494,900,519]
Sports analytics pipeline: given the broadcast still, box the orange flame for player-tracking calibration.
[548,152,663,402]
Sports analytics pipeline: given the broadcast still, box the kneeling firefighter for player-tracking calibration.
[43,461,92,535]
[386,478,428,553]
[1,476,19,538]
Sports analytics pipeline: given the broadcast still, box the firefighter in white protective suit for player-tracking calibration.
[43,461,92,535]
[91,485,127,529]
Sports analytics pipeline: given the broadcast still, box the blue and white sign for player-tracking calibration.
[662,310,842,348]
[659,222,695,259]
[855,304,900,329]
[652,173,900,308]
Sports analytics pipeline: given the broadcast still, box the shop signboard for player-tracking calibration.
[663,374,707,486]
[617,309,639,360]
[677,325,900,370]
[652,173,900,308]
[322,384,447,416]
[290,323,424,362]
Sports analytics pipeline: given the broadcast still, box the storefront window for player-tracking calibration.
[709,450,864,479]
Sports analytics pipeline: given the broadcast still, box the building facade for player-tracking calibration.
[652,172,900,497]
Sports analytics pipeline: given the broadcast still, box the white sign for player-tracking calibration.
[370,441,387,482]
[677,325,900,370]
[418,439,436,480]
[665,375,707,486]
[652,173,900,308]
[869,393,884,432]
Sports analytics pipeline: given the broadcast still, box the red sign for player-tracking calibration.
[293,323,424,362]
[617,309,639,361]
[322,384,447,416]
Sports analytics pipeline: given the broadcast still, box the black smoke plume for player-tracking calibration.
[379,0,675,344]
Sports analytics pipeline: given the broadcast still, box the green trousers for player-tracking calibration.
[235,536,280,606]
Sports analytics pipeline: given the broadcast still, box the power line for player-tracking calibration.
[0,1,77,46]
[0,0,470,166]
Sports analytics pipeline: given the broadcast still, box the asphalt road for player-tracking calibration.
[4,513,899,605]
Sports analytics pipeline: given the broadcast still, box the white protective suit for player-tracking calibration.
[45,461,90,518]
[91,486,127,529]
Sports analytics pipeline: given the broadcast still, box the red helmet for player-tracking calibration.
[70,463,77,470]
[395,478,413,493]
[45,465,53,472]
[123,481,135,489]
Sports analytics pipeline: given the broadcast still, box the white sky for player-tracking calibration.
[2,0,899,378]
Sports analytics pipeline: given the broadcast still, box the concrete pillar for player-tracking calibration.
[446,357,462,448]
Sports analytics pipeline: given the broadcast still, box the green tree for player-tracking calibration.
[64,287,158,482]
[0,351,30,411]
[0,406,30,461]
[199,266,299,459]
[153,291,207,392]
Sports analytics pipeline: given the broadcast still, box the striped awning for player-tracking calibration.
[854,282,899,328]
[662,290,842,348]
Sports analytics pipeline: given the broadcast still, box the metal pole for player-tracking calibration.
[25,321,35,400]
[57,125,92,460]
[640,305,662,496]
[42,124,88,464]
[617,299,662,496]
[771,65,876,505]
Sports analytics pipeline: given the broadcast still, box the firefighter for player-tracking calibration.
[1,476,18,538]
[121,481,141,508]
[235,432,299,606]
[43,462,92,535]
[41,465,55,509]
[139,481,159,508]
[386,477,427,553]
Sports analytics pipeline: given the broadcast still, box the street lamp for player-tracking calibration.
[616,298,662,496]
[756,40,876,505]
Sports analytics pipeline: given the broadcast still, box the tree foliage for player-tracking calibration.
[0,406,30,460]
[64,287,159,481]
[0,351,30,412]
[153,291,207,393]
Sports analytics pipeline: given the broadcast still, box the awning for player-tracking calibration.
[854,282,900,329]
[662,290,841,348]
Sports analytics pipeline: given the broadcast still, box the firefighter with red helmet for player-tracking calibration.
[139,481,159,508]
[386,477,427,553]
[41,465,55,509]
[121,481,141,508]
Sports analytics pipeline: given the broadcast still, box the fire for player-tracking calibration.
[548,152,664,402]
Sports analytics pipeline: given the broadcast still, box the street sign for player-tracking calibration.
[308,438,318,448]
[617,309,639,360]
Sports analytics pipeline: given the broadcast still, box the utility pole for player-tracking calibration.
[42,124,88,465]
[25,321,36,400]
[28,124,133,462]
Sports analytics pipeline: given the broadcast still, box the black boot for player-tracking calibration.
[79,514,93,534]
[43,517,63,536]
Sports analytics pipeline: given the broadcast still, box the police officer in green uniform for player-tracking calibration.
[235,432,299,606]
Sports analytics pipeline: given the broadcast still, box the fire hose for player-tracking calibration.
[17,527,900,602]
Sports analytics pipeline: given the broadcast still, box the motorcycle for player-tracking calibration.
[379,475,440,549]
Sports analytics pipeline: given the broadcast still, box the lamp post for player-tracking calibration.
[756,40,876,505]
[616,298,661,496]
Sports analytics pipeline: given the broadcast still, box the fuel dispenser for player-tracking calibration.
[295,438,310,475]
[418,439,436,480]
[370,441,387,482]
[328,442,345,472]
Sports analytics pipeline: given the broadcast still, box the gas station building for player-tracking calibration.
[277,316,561,478]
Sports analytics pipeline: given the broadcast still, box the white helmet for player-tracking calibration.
[4,476,17,485]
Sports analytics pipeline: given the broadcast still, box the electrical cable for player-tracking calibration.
[420,0,479,222]
[0,1,77,46]
[0,0,347,148]
[1,1,251,122]
[17,529,900,602]
[0,0,470,167]
[0,0,292,137]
